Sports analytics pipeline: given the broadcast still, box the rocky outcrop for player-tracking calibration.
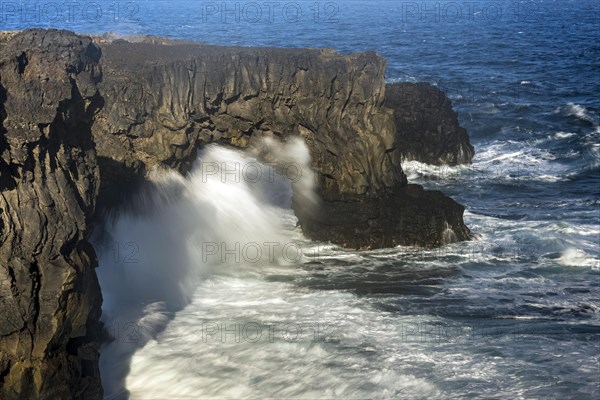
[295,185,470,249]
[385,82,474,165]
[1,29,473,398]
[0,30,103,399]
[91,39,470,248]
[92,40,405,205]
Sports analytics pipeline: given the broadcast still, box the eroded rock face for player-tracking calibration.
[295,185,470,249]
[385,82,475,165]
[91,39,470,248]
[0,30,102,399]
[92,41,406,205]
[0,29,472,398]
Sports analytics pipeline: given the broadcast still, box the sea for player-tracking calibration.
[3,0,599,398]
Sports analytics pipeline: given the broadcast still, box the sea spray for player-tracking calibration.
[248,136,319,211]
[95,139,316,397]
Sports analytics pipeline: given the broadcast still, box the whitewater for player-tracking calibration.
[92,130,599,398]
[15,0,591,397]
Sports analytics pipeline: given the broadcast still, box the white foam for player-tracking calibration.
[402,160,467,181]
[472,139,570,182]
[385,76,418,84]
[555,103,598,125]
[552,131,577,140]
[124,275,443,399]
[402,140,567,183]
[557,248,599,268]
[96,142,317,395]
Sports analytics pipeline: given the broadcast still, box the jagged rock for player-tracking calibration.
[0,29,102,400]
[91,38,470,248]
[1,29,473,398]
[295,185,470,249]
[92,40,406,205]
[385,82,475,165]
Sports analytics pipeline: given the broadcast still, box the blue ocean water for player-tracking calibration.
[4,0,599,398]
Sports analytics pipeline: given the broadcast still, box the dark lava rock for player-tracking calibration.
[0,29,103,399]
[1,29,473,398]
[91,38,471,248]
[295,185,470,250]
[385,82,475,165]
[92,40,406,205]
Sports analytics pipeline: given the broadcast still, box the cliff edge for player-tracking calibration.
[0,30,103,399]
[1,29,473,398]
[92,36,471,248]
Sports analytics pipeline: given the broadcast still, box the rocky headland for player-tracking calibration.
[0,29,473,398]
[385,82,475,165]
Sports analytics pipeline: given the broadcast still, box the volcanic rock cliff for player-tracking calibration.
[93,40,404,205]
[0,30,102,399]
[1,29,473,398]
[92,37,471,248]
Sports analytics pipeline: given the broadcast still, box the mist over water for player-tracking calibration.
[95,140,316,398]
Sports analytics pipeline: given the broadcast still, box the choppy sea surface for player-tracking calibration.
[5,0,599,398]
